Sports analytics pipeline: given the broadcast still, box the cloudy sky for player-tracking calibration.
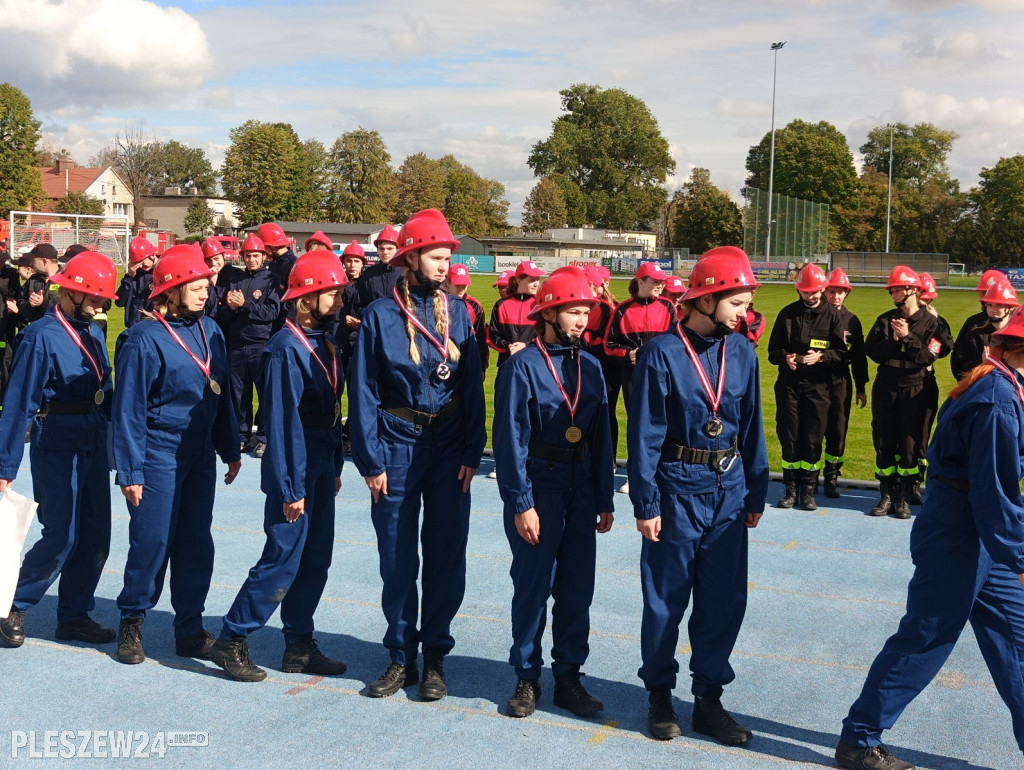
[2,0,1022,223]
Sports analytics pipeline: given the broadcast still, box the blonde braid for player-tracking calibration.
[433,290,461,362]
[402,278,422,366]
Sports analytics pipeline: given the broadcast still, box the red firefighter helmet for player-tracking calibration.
[681,246,760,301]
[304,231,334,252]
[393,209,460,264]
[150,244,215,299]
[886,265,921,289]
[282,252,348,301]
[257,222,289,249]
[982,279,1020,307]
[374,225,400,247]
[795,263,828,292]
[977,269,1005,293]
[128,236,158,266]
[529,266,597,318]
[50,252,118,300]
[241,234,268,255]
[919,272,938,301]
[201,237,226,259]
[342,240,366,261]
[826,267,853,291]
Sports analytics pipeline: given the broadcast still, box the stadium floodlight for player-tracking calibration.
[766,41,786,259]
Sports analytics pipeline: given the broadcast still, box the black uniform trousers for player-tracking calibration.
[774,376,830,479]
[824,374,852,464]
[871,366,929,478]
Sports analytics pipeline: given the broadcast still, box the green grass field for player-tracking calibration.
[102,276,984,482]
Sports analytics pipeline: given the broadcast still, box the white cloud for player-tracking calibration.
[0,0,212,111]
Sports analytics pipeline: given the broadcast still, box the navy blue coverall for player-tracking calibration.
[493,340,614,680]
[349,262,404,320]
[113,314,239,641]
[841,365,1024,753]
[0,307,112,623]
[627,326,769,695]
[114,269,154,328]
[349,282,486,665]
[220,323,345,643]
[216,265,281,445]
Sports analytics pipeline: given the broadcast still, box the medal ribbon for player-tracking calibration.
[534,338,582,420]
[285,319,339,395]
[986,354,1024,410]
[53,306,104,388]
[155,314,212,378]
[392,286,450,362]
[676,323,727,414]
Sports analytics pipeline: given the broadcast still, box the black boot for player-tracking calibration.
[869,478,892,517]
[835,740,914,770]
[892,478,912,519]
[776,469,797,508]
[506,677,541,718]
[117,617,145,665]
[282,638,347,675]
[56,616,116,644]
[419,649,448,701]
[209,636,267,682]
[176,630,215,659]
[798,473,818,511]
[1,610,25,648]
[692,693,753,745]
[553,667,603,716]
[647,687,682,740]
[906,474,923,505]
[367,662,419,698]
[824,462,841,498]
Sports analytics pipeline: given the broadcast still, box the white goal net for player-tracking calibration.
[8,211,130,266]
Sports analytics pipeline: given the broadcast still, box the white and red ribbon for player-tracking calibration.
[392,286,450,363]
[534,337,582,420]
[677,323,727,415]
[285,318,339,394]
[53,306,104,388]
[155,314,212,379]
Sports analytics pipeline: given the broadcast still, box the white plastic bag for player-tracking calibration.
[0,488,38,619]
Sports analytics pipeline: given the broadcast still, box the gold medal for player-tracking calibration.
[565,426,583,444]
[209,378,222,395]
[94,389,105,405]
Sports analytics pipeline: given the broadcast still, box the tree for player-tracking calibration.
[833,167,890,252]
[36,143,74,168]
[522,177,567,231]
[184,197,214,238]
[394,153,446,222]
[967,154,1024,265]
[0,82,46,218]
[280,138,329,222]
[326,128,396,223]
[151,140,216,195]
[860,123,958,194]
[746,119,858,209]
[220,120,300,228]
[55,192,105,217]
[528,83,675,229]
[668,168,743,253]
[107,125,158,229]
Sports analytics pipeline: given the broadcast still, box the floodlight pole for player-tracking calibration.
[885,124,894,253]
[765,41,786,259]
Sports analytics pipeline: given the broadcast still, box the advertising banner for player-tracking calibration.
[452,254,495,273]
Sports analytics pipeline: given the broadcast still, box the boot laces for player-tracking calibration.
[123,619,142,644]
[561,672,589,699]
[513,679,536,700]
[867,745,901,766]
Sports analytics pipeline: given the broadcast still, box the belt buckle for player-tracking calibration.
[712,452,737,474]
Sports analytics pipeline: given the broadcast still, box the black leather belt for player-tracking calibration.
[937,475,969,493]
[382,394,461,428]
[41,400,101,415]
[662,438,738,470]
[300,412,337,428]
[528,441,589,464]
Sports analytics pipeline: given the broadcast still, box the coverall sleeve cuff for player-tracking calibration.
[0,465,19,480]
[599,497,615,513]
[219,450,242,464]
[120,471,145,486]
[460,451,482,470]
[634,500,660,519]
[513,493,535,513]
